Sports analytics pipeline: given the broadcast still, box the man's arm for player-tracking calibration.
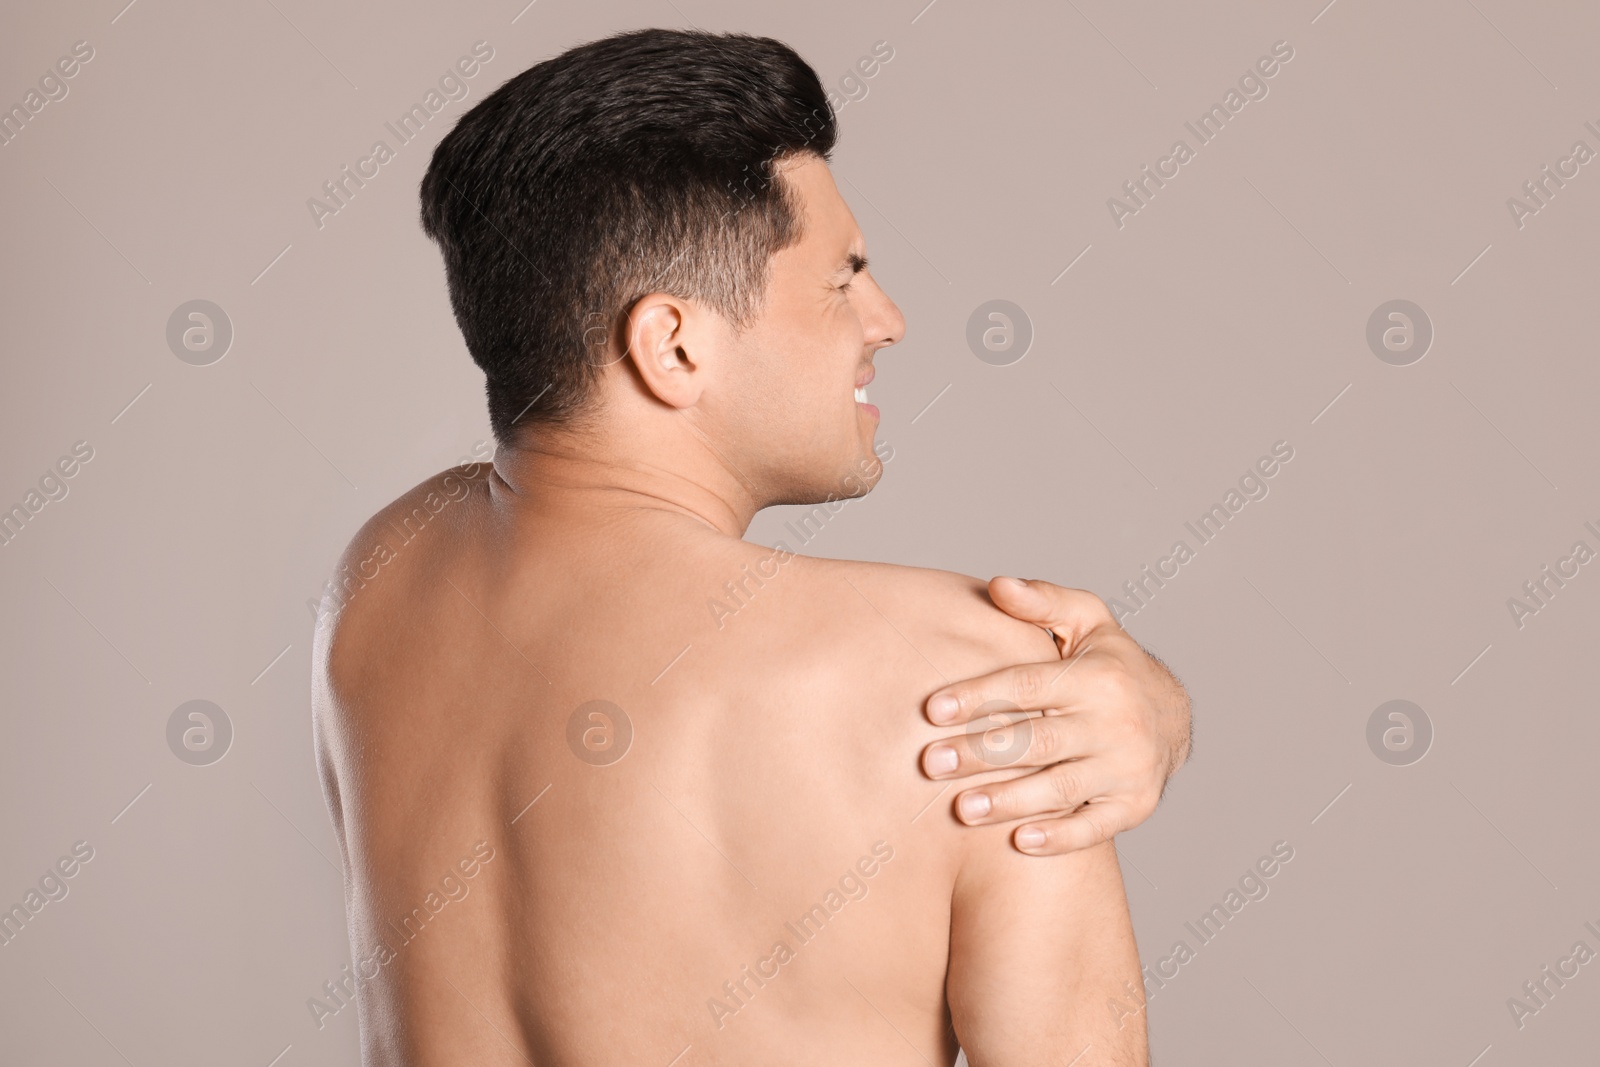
[947,836,1148,1065]
[922,577,1192,855]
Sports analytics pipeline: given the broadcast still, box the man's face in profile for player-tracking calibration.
[704,153,906,508]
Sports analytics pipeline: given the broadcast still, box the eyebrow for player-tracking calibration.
[836,251,868,275]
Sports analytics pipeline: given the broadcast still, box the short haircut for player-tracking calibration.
[419,28,837,446]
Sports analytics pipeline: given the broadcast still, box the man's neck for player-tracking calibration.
[488,423,761,539]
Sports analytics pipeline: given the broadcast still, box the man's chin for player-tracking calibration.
[767,452,884,508]
[830,449,885,501]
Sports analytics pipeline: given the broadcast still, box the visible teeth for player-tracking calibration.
[854,386,868,403]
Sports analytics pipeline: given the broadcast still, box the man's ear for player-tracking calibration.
[623,293,709,410]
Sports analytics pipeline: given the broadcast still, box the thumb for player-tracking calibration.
[989,575,1046,609]
[988,576,1109,648]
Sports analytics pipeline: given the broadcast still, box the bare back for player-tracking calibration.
[312,465,1140,1066]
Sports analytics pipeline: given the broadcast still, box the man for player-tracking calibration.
[312,28,1189,1066]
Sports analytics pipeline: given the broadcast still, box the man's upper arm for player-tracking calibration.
[946,830,1148,1065]
[921,581,1147,1064]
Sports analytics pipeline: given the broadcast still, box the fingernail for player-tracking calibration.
[1016,826,1046,850]
[926,744,958,776]
[958,792,991,821]
[928,695,959,724]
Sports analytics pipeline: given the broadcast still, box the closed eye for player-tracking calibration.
[835,252,868,293]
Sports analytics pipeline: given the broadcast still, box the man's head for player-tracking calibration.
[420,28,903,508]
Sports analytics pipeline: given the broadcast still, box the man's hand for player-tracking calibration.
[921,576,1192,856]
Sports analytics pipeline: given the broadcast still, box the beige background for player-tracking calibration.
[3,0,1597,1062]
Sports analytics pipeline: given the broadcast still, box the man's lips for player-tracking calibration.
[855,363,878,417]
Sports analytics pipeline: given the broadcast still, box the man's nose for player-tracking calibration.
[870,286,907,350]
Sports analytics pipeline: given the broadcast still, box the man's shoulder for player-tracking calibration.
[311,463,490,700]
[795,556,993,631]
[777,555,1058,688]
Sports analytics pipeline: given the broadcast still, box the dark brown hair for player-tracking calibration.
[420,28,837,445]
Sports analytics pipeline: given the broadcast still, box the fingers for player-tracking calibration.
[926,651,1098,726]
[921,713,1088,781]
[924,581,1115,727]
[946,758,1107,826]
[1012,800,1135,856]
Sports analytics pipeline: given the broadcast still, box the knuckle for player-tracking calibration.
[1011,665,1047,707]
[1073,804,1114,841]
[1065,587,1115,627]
[1084,591,1116,626]
[967,712,1027,768]
[1022,716,1054,763]
[952,688,979,718]
[1049,766,1084,810]
[1099,658,1137,700]
[1088,668,1136,724]
[982,778,1019,816]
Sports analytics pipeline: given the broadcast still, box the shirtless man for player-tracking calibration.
[312,29,1189,1066]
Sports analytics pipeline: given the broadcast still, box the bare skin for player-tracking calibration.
[313,154,1150,1064]
[922,578,1192,854]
